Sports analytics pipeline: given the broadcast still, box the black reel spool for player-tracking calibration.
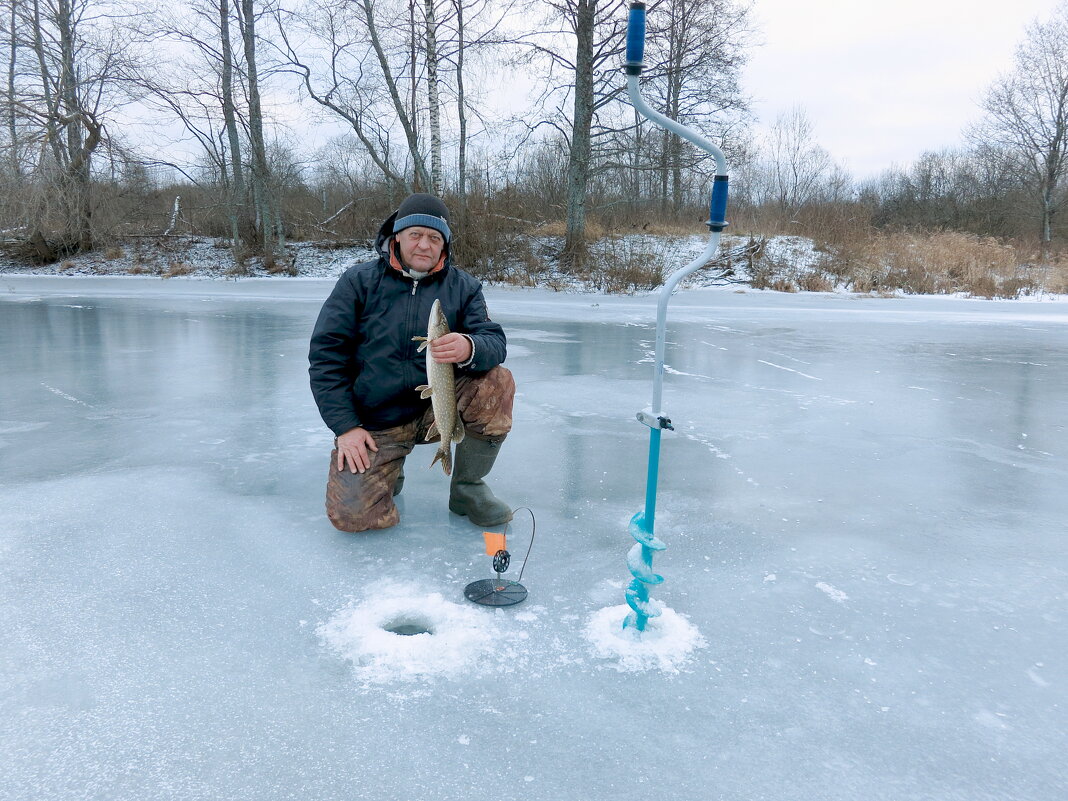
[464,509,535,607]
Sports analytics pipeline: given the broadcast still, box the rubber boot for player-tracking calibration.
[448,436,512,527]
[393,459,405,497]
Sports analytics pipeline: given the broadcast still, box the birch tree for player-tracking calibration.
[423,0,442,193]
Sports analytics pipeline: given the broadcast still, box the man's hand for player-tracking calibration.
[336,427,378,474]
[430,332,472,364]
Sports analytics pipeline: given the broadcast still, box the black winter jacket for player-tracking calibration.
[308,215,507,436]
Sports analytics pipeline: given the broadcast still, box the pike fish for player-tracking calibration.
[413,299,465,475]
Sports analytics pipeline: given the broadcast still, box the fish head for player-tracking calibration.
[428,299,450,337]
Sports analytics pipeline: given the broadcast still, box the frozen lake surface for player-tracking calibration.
[2,276,1066,800]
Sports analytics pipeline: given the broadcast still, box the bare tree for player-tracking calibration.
[519,0,627,265]
[974,1,1068,249]
[641,0,750,214]
[131,0,253,246]
[278,0,510,200]
[450,0,467,199]
[562,0,597,264]
[430,0,515,204]
[239,0,283,255]
[2,0,139,255]
[4,0,19,178]
[220,0,248,244]
[868,146,1029,238]
[276,0,431,192]
[520,0,749,262]
[742,106,835,221]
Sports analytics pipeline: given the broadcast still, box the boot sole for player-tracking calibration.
[449,502,513,527]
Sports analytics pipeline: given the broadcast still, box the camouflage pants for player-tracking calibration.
[325,366,515,532]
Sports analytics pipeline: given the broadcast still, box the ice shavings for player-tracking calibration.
[318,581,505,685]
[816,582,849,603]
[585,604,706,673]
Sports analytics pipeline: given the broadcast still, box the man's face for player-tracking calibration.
[396,226,445,272]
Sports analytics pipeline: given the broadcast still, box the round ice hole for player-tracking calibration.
[383,618,435,636]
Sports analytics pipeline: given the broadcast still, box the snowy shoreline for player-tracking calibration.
[5,274,1068,334]
[3,232,1065,303]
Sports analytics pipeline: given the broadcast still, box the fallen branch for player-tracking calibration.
[318,200,355,228]
[163,196,181,236]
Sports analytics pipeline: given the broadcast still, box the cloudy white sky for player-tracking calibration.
[743,0,1064,178]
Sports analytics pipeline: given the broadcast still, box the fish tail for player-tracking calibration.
[431,443,452,476]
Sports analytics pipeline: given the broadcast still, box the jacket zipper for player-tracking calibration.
[403,278,419,390]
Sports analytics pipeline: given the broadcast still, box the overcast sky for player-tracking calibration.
[743,0,1064,178]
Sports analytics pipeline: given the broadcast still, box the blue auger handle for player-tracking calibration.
[709,175,729,231]
[625,2,646,74]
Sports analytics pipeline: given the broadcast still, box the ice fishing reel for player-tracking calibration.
[463,508,536,607]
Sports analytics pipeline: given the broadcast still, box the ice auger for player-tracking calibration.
[621,1,730,633]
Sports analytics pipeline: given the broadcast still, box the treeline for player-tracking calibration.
[2,0,1068,277]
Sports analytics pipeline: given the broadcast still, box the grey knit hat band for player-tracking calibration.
[394,213,451,243]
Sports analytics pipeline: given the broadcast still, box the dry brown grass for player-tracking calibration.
[740,227,1052,298]
[483,238,542,285]
[797,271,835,292]
[104,246,124,260]
[768,277,797,293]
[584,236,664,293]
[529,219,606,240]
[832,231,1035,298]
[164,260,194,278]
[614,220,708,237]
[1040,255,1068,294]
[264,253,298,275]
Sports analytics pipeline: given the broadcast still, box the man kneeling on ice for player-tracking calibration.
[308,193,514,532]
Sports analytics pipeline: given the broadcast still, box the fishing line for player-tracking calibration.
[510,507,536,584]
[463,507,536,607]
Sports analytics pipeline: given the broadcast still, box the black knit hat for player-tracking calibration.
[393,193,451,243]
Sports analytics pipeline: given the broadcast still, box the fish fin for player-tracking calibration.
[415,384,433,399]
[453,418,466,443]
[431,445,452,476]
[426,420,439,441]
[413,336,428,352]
